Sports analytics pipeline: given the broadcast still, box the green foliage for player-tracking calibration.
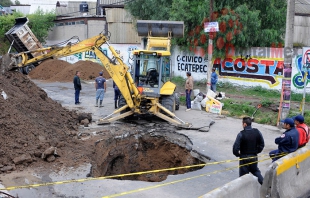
[14,0,20,5]
[171,76,186,86]
[216,0,286,47]
[304,110,310,125]
[0,0,13,6]
[0,8,55,54]
[125,0,286,56]
[256,113,277,125]
[125,0,173,20]
[0,12,23,54]
[291,92,310,103]
[261,98,273,107]
[179,95,186,105]
[27,8,56,44]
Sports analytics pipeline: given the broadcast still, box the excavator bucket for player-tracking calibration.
[136,20,184,38]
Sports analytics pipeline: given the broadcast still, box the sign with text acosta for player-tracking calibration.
[176,55,208,73]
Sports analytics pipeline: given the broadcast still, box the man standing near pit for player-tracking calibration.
[73,71,82,105]
[269,118,299,162]
[211,68,218,92]
[233,117,265,185]
[95,71,106,107]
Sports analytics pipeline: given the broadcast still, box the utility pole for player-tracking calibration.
[278,0,295,124]
[206,0,214,94]
[301,71,307,115]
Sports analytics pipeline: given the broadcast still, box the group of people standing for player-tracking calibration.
[73,71,120,108]
[233,115,309,185]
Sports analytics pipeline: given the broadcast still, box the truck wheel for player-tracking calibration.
[174,93,180,110]
[118,95,130,114]
[23,65,35,75]
[161,94,175,113]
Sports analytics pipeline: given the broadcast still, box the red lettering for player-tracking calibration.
[277,60,284,69]
[214,58,221,65]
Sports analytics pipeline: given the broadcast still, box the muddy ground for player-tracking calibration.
[0,60,206,188]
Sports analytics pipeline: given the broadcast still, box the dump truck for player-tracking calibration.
[1,19,190,128]
[4,17,45,74]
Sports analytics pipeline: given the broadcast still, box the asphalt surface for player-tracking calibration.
[2,79,284,198]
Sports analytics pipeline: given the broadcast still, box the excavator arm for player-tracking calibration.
[2,32,191,128]
[4,34,140,111]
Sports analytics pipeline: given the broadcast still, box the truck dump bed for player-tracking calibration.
[5,17,44,58]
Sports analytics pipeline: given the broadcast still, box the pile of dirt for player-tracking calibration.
[29,59,111,82]
[0,71,93,172]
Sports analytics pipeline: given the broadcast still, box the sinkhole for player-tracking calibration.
[90,129,209,182]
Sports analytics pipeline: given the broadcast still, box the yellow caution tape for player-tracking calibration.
[102,155,276,198]
[0,153,284,191]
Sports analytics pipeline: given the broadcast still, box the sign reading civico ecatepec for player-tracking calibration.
[176,55,208,73]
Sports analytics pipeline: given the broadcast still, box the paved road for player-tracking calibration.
[2,79,283,198]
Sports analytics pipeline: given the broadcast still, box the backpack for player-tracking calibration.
[296,125,310,142]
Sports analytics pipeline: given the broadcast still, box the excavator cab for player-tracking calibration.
[131,20,184,111]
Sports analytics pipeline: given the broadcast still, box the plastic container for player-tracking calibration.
[205,96,222,114]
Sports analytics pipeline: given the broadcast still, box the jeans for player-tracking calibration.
[239,155,263,185]
[186,89,192,109]
[269,149,286,162]
[96,89,105,100]
[114,88,121,101]
[211,84,216,92]
[75,89,80,104]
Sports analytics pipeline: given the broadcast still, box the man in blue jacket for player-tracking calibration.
[211,68,218,92]
[269,118,299,162]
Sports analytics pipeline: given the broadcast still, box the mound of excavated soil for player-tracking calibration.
[0,71,91,172]
[29,59,111,82]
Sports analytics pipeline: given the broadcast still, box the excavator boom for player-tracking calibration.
[1,19,191,128]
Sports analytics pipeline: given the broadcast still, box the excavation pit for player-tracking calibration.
[91,129,209,182]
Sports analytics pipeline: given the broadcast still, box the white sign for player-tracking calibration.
[204,22,219,32]
[302,47,310,70]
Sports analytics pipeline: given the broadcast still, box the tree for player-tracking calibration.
[125,0,173,20]
[14,0,20,5]
[0,0,13,7]
[26,8,56,43]
[125,0,287,57]
[0,8,56,54]
[0,12,23,54]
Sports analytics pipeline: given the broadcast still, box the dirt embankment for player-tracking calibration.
[0,71,93,172]
[29,59,111,81]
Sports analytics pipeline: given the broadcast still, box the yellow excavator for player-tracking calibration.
[1,18,190,128]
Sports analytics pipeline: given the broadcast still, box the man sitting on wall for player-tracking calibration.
[269,118,299,162]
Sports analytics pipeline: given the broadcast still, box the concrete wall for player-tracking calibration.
[201,146,310,198]
[60,43,142,71]
[201,174,260,198]
[261,146,310,198]
[171,46,310,93]
[46,19,106,45]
